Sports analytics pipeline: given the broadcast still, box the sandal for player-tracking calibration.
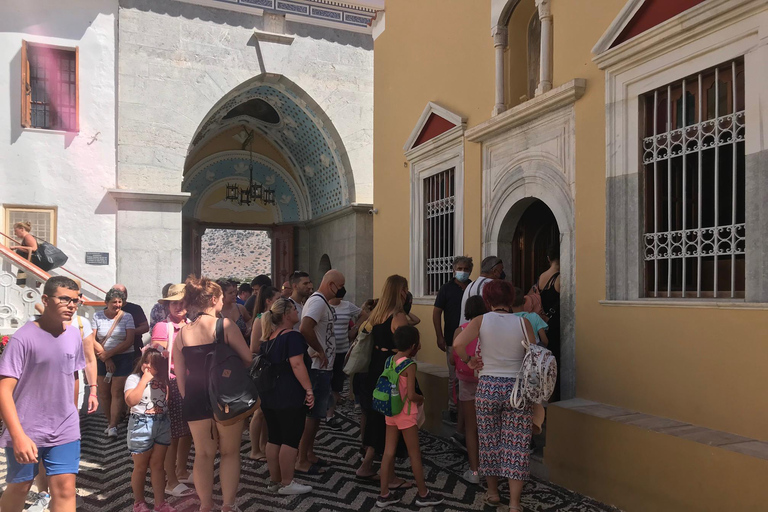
[483,494,502,507]
[179,473,193,484]
[294,463,324,476]
[388,480,413,490]
[165,483,195,497]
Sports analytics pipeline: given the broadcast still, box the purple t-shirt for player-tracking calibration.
[0,321,86,448]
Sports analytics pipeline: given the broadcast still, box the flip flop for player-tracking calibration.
[388,480,413,490]
[166,483,195,497]
[248,455,267,462]
[354,473,380,483]
[294,463,324,476]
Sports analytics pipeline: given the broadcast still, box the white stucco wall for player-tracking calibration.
[117,0,374,203]
[0,0,118,298]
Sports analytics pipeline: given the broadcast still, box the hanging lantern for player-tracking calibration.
[225,183,239,202]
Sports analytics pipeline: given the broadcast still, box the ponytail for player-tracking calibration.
[260,298,294,341]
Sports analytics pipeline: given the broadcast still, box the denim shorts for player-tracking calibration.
[97,352,134,377]
[127,414,171,454]
[4,440,80,483]
[307,369,332,420]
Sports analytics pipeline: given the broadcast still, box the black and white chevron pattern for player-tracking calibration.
[0,402,619,511]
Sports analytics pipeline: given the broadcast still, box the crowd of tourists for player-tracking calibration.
[0,245,560,512]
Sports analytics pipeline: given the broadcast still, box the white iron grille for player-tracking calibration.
[642,59,745,298]
[424,168,455,296]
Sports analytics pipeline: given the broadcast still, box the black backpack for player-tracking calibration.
[206,318,258,425]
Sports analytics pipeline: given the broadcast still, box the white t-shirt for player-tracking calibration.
[91,310,135,353]
[477,312,527,378]
[332,301,362,354]
[124,374,168,415]
[459,276,492,324]
[301,293,336,371]
[289,298,303,331]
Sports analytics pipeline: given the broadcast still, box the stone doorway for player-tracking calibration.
[508,199,559,293]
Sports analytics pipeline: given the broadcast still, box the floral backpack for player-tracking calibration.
[510,317,557,409]
[372,356,415,417]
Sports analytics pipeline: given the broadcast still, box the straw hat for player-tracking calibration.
[158,283,185,303]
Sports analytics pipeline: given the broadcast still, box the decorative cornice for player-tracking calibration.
[403,101,467,155]
[465,79,586,142]
[591,0,645,55]
[592,0,766,71]
[303,202,372,227]
[109,190,191,205]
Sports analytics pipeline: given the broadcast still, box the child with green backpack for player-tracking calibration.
[374,326,443,508]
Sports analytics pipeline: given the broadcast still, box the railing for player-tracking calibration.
[0,241,104,334]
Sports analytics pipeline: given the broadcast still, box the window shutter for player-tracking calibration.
[75,46,80,132]
[20,40,30,128]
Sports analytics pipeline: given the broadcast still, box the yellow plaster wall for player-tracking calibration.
[373,0,493,366]
[552,0,768,441]
[547,406,768,511]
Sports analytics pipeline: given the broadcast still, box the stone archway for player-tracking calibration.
[484,159,575,400]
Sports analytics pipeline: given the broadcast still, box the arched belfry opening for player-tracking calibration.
[180,74,371,304]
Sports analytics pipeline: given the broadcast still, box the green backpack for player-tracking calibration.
[372,356,416,417]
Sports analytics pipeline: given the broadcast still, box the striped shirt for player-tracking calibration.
[91,310,135,353]
[332,301,362,354]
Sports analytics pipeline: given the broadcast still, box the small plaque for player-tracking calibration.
[85,252,109,265]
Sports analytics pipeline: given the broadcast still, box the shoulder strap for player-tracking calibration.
[166,321,174,380]
[97,310,124,343]
[215,318,225,344]
[77,316,84,338]
[395,358,415,374]
[311,292,335,316]
[544,272,560,290]
[520,316,531,349]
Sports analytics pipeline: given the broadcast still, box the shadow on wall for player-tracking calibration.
[122,0,373,48]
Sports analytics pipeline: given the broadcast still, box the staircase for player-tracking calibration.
[0,242,105,335]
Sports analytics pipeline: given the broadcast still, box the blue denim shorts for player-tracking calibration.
[97,352,134,377]
[4,440,80,483]
[308,369,333,420]
[127,414,171,454]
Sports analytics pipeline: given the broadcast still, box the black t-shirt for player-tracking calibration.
[122,302,148,354]
[259,330,310,410]
[433,279,468,346]
[244,294,257,316]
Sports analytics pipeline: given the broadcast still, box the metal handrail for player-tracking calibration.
[0,231,108,295]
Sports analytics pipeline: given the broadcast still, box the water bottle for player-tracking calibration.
[104,372,113,384]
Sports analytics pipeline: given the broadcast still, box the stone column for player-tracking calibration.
[492,25,508,116]
[535,0,553,96]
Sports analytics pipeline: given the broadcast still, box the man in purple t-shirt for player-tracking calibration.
[0,276,86,512]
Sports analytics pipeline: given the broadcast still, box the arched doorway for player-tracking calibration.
[505,199,559,293]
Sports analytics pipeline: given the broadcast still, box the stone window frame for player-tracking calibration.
[595,0,768,305]
[404,103,466,304]
[3,205,57,246]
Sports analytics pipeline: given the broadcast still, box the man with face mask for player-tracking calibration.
[459,256,504,324]
[433,256,473,428]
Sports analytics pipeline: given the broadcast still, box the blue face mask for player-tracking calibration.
[455,271,470,282]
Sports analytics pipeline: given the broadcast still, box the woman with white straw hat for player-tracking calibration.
[149,284,195,498]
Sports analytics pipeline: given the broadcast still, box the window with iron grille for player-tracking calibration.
[641,58,745,298]
[21,42,78,132]
[423,168,455,295]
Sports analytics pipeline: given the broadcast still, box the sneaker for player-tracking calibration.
[132,502,151,512]
[154,503,178,512]
[450,433,466,451]
[462,469,480,484]
[266,481,282,493]
[415,491,444,507]
[278,480,312,496]
[107,427,118,438]
[375,492,401,508]
[27,492,51,512]
[325,417,343,431]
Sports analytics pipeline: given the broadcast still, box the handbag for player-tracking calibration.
[343,322,373,376]
[31,236,68,271]
[206,318,258,425]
